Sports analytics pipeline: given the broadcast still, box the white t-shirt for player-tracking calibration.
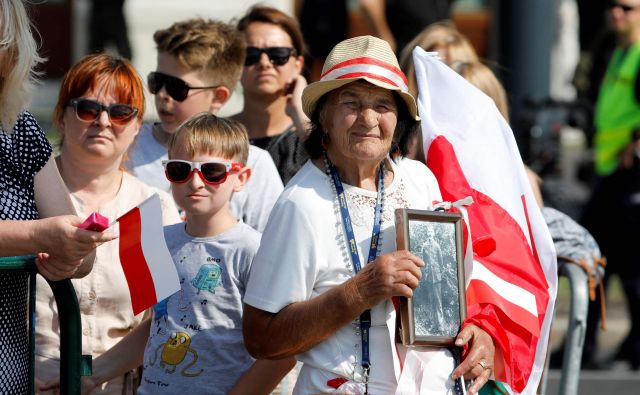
[244,158,453,394]
[126,123,283,232]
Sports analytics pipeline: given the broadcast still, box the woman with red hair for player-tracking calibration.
[34,53,180,394]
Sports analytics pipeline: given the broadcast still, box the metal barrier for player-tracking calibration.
[555,262,590,395]
[540,259,591,395]
[0,255,90,395]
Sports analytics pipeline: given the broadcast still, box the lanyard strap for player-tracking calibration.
[325,153,384,387]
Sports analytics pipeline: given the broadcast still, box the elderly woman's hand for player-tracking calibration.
[348,250,424,309]
[451,324,496,394]
[33,215,117,280]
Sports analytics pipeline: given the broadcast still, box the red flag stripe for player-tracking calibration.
[464,303,535,390]
[118,207,157,314]
[427,137,549,300]
[321,56,408,85]
[426,136,550,392]
[466,279,540,337]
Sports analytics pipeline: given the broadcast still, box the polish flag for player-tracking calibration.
[117,193,180,315]
[413,48,557,394]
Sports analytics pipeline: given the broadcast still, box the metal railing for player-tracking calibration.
[0,255,90,395]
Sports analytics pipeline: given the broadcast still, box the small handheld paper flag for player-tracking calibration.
[117,193,180,315]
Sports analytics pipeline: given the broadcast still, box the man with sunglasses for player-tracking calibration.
[126,18,283,233]
[579,0,640,371]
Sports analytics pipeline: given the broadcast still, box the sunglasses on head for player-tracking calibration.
[69,99,138,126]
[147,72,218,102]
[162,159,243,185]
[244,47,296,67]
[608,1,638,12]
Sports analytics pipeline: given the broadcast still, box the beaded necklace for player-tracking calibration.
[323,151,385,394]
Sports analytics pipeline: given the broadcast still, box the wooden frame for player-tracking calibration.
[395,209,467,346]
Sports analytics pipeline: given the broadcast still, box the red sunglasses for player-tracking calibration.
[162,159,243,185]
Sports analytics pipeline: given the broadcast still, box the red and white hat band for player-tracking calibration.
[320,57,409,92]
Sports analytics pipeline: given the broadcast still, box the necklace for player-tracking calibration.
[323,151,385,394]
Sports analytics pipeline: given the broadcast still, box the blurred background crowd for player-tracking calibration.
[20,0,640,391]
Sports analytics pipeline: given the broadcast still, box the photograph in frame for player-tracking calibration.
[395,209,467,346]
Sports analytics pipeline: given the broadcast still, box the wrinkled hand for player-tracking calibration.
[34,215,117,280]
[350,250,424,310]
[451,324,496,394]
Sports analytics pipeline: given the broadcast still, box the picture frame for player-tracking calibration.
[395,208,467,347]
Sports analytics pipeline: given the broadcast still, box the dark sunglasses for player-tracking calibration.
[162,159,243,185]
[608,1,638,12]
[69,99,138,126]
[147,72,218,102]
[245,47,296,67]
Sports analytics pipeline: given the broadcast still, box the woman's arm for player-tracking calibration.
[0,216,115,280]
[243,250,424,359]
[228,357,297,395]
[39,318,151,394]
[31,156,116,278]
[34,156,76,218]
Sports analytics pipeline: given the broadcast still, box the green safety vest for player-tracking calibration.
[594,41,640,175]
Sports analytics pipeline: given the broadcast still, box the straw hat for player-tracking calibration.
[302,36,419,120]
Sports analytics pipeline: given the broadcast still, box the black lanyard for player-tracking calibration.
[325,153,384,393]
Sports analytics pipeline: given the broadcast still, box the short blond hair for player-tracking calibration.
[452,61,509,122]
[0,0,45,132]
[168,113,249,165]
[399,21,478,97]
[153,18,245,89]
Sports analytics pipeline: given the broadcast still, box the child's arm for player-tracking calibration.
[228,357,297,395]
[39,318,151,393]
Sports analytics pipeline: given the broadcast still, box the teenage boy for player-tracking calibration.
[43,113,295,394]
[127,18,283,232]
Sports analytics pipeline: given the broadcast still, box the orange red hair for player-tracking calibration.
[53,53,144,131]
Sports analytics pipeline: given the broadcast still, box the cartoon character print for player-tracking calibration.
[149,332,203,377]
[191,263,222,294]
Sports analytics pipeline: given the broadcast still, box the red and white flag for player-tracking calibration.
[413,48,557,394]
[117,193,180,315]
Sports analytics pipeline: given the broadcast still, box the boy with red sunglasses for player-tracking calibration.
[43,113,295,394]
[126,18,283,232]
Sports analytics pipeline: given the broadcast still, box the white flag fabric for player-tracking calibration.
[413,47,557,394]
[117,193,180,315]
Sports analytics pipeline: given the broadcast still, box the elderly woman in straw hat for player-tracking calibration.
[243,36,495,394]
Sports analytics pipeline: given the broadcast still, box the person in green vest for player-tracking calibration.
[594,1,640,175]
[581,0,640,371]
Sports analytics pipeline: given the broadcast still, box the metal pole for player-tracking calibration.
[48,279,84,395]
[495,0,555,119]
[558,263,590,395]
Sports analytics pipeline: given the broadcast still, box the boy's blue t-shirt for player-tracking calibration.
[138,221,260,394]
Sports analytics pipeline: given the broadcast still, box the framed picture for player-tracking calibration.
[395,208,466,347]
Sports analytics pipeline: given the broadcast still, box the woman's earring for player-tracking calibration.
[321,133,330,147]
